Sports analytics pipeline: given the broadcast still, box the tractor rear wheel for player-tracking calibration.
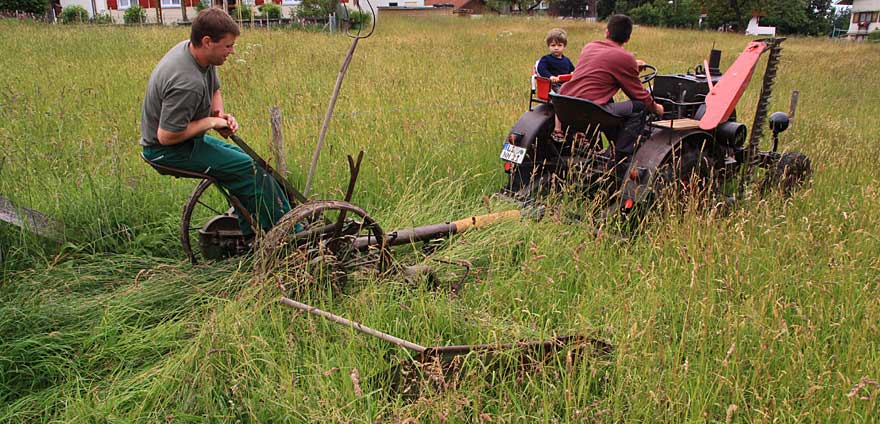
[650,140,716,209]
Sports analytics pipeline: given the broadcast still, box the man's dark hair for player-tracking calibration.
[607,14,633,44]
[191,9,240,47]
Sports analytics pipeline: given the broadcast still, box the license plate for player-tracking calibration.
[500,143,526,164]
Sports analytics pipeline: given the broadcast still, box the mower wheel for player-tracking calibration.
[256,200,391,295]
[181,179,252,265]
[766,151,812,196]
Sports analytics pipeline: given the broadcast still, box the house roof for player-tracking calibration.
[836,0,853,5]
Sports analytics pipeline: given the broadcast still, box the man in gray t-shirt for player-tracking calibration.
[141,9,290,237]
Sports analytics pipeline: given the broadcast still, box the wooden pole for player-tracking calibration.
[304,37,360,196]
[269,106,287,178]
[180,0,188,21]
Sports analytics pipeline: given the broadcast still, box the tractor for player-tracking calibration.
[499,38,811,216]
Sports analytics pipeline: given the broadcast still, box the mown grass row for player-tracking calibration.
[1,15,878,422]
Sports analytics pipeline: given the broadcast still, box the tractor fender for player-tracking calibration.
[620,128,711,207]
[507,103,555,154]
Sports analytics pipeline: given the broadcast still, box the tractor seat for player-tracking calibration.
[140,153,214,181]
[550,93,625,134]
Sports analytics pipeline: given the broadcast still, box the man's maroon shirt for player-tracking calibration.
[559,39,651,106]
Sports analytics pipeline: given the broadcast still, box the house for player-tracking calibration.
[59,0,302,24]
[424,0,485,14]
[548,0,597,20]
[745,11,776,36]
[372,0,425,7]
[837,0,880,40]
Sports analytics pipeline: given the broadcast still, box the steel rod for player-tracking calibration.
[280,297,427,353]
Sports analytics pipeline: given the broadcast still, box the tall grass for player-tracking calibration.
[1,16,878,422]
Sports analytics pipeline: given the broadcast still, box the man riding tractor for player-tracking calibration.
[552,14,664,186]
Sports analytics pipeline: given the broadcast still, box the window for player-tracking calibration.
[856,11,873,24]
[161,0,181,7]
[282,0,302,5]
[118,0,131,9]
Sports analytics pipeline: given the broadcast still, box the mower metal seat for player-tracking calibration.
[140,153,214,181]
[550,93,625,138]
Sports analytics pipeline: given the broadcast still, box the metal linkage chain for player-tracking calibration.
[747,38,785,163]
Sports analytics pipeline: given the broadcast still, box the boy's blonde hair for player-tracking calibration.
[546,28,568,46]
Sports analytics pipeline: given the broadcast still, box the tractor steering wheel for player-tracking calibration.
[640,64,658,85]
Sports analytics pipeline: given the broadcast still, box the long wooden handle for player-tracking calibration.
[451,209,521,232]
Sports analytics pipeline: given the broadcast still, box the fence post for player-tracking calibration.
[270,106,288,178]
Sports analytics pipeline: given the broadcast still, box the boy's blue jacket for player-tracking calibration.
[537,54,575,78]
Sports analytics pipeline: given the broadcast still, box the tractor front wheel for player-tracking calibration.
[764,151,812,196]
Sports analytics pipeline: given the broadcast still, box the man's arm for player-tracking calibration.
[157,116,229,146]
[155,87,230,146]
[618,57,664,116]
[211,89,239,137]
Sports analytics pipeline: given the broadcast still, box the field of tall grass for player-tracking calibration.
[1,15,878,422]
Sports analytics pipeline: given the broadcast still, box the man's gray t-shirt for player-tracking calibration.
[140,40,220,147]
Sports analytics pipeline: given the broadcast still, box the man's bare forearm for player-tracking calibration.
[211,89,224,117]
[157,116,223,145]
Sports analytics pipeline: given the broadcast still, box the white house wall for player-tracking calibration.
[852,0,880,12]
[60,0,110,16]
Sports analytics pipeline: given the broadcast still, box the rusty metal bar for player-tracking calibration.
[0,195,63,240]
[229,134,307,205]
[280,297,427,353]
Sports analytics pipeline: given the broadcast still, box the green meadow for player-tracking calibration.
[1,14,879,422]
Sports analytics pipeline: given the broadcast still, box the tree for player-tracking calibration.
[831,7,851,31]
[596,0,653,19]
[804,0,834,35]
[484,0,543,13]
[0,0,50,14]
[702,0,760,31]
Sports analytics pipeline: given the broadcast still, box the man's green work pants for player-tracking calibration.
[143,135,291,235]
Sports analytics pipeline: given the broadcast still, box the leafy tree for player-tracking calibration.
[59,4,87,23]
[761,0,810,35]
[831,8,850,31]
[629,1,659,25]
[296,0,338,18]
[658,0,699,27]
[702,0,759,31]
[0,0,49,14]
[258,2,281,19]
[596,0,652,19]
[123,4,146,24]
[484,0,546,13]
[803,0,834,35]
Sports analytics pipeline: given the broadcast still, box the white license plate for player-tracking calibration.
[500,143,526,164]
